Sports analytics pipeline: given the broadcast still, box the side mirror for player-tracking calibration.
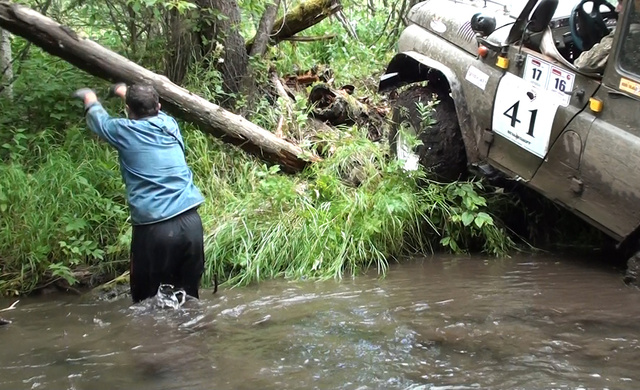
[471,13,497,36]
[528,0,559,33]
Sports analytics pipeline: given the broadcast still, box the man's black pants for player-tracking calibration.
[130,207,204,303]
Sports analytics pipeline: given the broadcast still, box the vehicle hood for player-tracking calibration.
[406,0,517,55]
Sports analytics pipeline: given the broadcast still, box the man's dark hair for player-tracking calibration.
[126,84,160,118]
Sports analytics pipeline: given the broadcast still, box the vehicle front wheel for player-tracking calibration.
[389,85,467,182]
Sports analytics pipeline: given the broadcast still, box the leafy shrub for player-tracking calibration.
[0,127,129,295]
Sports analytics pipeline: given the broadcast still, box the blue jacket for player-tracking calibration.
[85,102,204,225]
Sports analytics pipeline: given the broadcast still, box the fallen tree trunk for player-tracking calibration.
[246,0,342,53]
[0,1,320,173]
[270,69,294,139]
[308,83,387,142]
[0,299,18,325]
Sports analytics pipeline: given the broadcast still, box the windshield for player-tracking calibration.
[508,0,618,19]
[619,2,640,76]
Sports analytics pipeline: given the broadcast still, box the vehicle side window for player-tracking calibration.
[619,4,640,75]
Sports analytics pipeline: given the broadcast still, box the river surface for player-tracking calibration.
[2,254,640,390]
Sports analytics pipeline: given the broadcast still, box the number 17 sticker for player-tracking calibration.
[523,55,574,106]
[523,56,550,90]
[493,73,559,158]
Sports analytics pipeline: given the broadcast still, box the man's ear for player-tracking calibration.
[158,103,161,111]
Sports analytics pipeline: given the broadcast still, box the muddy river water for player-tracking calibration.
[2,254,640,390]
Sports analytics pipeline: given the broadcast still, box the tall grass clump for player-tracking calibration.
[0,127,130,295]
[183,124,515,289]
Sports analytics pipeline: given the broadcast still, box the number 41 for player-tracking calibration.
[504,101,538,137]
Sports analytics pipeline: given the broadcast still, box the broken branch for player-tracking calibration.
[0,300,19,312]
[283,34,336,42]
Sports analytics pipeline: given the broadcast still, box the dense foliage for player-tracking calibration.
[0,0,530,296]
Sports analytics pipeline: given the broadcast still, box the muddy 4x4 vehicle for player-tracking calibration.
[379,0,640,279]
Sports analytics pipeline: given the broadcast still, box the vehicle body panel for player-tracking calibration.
[570,3,640,240]
[486,46,601,181]
[404,0,514,56]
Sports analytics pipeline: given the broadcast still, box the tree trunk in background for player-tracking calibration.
[0,0,320,172]
[0,27,11,98]
[196,0,248,99]
[164,8,196,84]
[249,0,281,57]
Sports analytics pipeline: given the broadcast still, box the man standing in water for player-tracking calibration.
[72,83,205,303]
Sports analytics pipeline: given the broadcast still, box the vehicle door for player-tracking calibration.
[486,43,600,183]
[568,2,640,241]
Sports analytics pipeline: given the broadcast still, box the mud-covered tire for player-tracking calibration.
[389,85,467,182]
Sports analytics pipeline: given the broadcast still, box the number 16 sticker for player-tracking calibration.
[493,73,559,158]
[548,66,574,106]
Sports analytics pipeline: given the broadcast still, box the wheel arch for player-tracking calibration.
[379,52,480,164]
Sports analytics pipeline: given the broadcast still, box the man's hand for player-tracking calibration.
[71,88,98,107]
[107,83,127,100]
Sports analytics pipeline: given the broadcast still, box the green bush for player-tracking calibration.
[0,127,129,295]
[183,126,514,289]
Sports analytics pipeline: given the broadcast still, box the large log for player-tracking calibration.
[0,1,320,173]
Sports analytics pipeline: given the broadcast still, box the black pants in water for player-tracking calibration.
[130,207,204,303]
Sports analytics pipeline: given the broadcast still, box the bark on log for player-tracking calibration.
[246,0,342,53]
[308,83,386,142]
[0,1,319,173]
[270,69,297,140]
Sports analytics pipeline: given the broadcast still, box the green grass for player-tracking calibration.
[0,117,516,296]
[0,127,130,295]
[0,0,518,296]
[185,124,515,290]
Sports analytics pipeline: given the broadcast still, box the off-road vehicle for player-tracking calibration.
[379,0,640,277]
